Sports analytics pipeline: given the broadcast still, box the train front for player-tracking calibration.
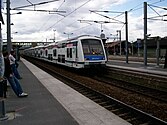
[81,37,107,68]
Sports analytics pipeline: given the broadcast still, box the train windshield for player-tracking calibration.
[81,39,104,56]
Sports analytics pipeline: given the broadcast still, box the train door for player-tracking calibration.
[40,48,44,58]
[48,45,53,61]
[52,48,57,61]
[66,41,78,67]
[73,41,78,64]
[57,43,66,64]
[44,48,48,59]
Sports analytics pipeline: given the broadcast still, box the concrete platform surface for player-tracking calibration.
[107,60,167,76]
[0,59,78,125]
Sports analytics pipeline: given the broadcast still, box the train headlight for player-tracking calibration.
[84,58,89,60]
[101,61,105,64]
[85,62,89,65]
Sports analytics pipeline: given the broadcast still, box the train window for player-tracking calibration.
[74,41,78,58]
[53,49,57,57]
[67,48,72,58]
[72,41,77,46]
[67,48,70,58]
[58,43,66,48]
[40,50,43,55]
[81,39,104,56]
[82,41,90,54]
[62,55,65,63]
[62,43,66,48]
[45,50,48,56]
[70,48,72,58]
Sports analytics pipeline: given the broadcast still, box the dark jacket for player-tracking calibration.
[4,57,13,78]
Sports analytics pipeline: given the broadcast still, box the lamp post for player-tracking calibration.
[10,31,19,60]
[110,33,118,55]
[53,29,56,42]
[11,31,18,40]
[10,12,22,15]
[6,0,22,53]
[156,36,161,66]
[117,30,121,55]
[64,32,73,39]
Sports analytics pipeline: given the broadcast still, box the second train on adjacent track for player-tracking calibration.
[23,35,107,68]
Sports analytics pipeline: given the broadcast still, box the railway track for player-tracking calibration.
[68,82,167,125]
[93,73,167,103]
[106,65,167,92]
[23,56,167,124]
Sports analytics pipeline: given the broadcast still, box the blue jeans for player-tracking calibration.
[7,75,23,96]
[11,64,21,79]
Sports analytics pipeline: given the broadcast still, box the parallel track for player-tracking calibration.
[93,74,167,103]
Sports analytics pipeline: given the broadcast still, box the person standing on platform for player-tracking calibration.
[3,51,28,97]
[9,50,22,79]
[164,49,167,68]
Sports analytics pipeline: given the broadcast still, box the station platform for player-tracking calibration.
[0,58,131,125]
[107,57,167,77]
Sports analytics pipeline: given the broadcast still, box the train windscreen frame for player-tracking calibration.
[81,39,105,61]
[81,39,104,56]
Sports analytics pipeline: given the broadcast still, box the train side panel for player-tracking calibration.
[23,35,107,69]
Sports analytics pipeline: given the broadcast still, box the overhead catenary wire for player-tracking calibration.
[69,23,92,35]
[128,0,166,13]
[45,0,91,31]
[89,10,124,24]
[13,0,60,10]
[148,4,161,16]
[56,0,65,11]
[148,4,167,10]
[38,0,91,41]
[25,0,33,5]
[8,0,167,42]
[147,1,167,21]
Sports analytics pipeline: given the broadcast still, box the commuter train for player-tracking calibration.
[23,35,107,68]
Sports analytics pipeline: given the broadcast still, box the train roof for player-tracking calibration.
[69,35,100,40]
[24,35,102,51]
[56,35,101,44]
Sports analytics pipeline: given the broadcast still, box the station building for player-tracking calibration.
[106,36,167,57]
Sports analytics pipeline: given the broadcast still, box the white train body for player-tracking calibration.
[24,35,107,68]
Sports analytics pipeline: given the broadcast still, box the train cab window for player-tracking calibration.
[45,50,48,56]
[53,49,57,57]
[81,39,104,56]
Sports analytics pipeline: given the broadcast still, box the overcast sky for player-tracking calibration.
[1,0,167,42]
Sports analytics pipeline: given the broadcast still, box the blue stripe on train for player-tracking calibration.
[84,55,105,60]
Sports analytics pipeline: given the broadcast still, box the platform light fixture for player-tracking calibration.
[63,32,73,39]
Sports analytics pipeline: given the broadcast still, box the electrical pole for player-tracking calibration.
[0,4,8,120]
[125,11,128,63]
[156,36,160,66]
[7,0,12,53]
[144,2,147,66]
[117,30,121,55]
